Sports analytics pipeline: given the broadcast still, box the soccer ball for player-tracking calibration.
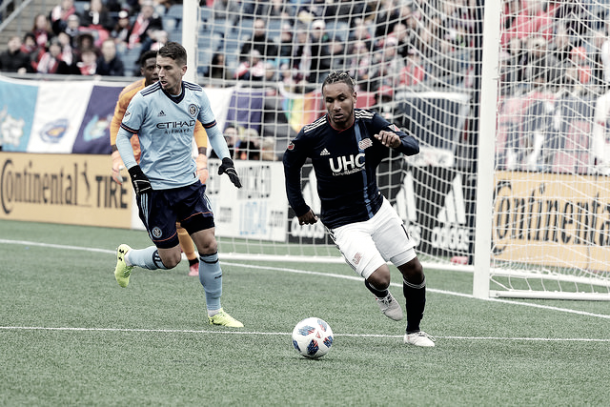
[291,317,334,359]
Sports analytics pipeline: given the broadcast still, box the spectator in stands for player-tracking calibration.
[332,0,366,28]
[212,0,240,27]
[0,36,33,74]
[563,47,591,88]
[346,40,372,92]
[239,18,278,62]
[111,10,133,53]
[372,85,396,122]
[49,0,79,35]
[550,25,574,65]
[554,0,592,48]
[81,0,116,44]
[96,38,125,76]
[57,31,75,65]
[205,52,233,83]
[261,137,277,161]
[20,33,39,66]
[400,47,425,87]
[306,19,331,83]
[327,35,346,72]
[500,0,554,47]
[266,0,295,22]
[370,35,404,91]
[33,38,74,74]
[523,36,563,90]
[235,128,262,160]
[74,32,98,61]
[348,18,373,51]
[590,30,606,90]
[294,0,326,24]
[77,48,98,75]
[64,14,81,47]
[127,1,163,50]
[31,13,54,49]
[500,37,526,95]
[235,49,265,81]
[277,23,294,67]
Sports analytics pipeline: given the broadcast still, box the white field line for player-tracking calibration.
[2,238,610,327]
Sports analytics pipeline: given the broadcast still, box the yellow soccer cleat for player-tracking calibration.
[208,309,244,328]
[114,244,134,288]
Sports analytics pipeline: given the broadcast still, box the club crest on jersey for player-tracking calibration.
[389,124,400,132]
[151,227,162,238]
[188,104,198,117]
[287,142,295,150]
[358,138,373,150]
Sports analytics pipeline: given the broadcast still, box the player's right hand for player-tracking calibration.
[128,165,152,196]
[218,157,242,188]
[298,210,319,225]
[111,150,125,184]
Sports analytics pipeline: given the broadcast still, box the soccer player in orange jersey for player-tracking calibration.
[110,50,208,277]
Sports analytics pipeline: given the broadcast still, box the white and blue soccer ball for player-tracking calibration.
[291,317,334,359]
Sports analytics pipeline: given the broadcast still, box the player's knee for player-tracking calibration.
[160,251,182,269]
[368,265,391,289]
[399,258,424,283]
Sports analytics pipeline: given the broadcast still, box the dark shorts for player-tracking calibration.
[136,182,215,249]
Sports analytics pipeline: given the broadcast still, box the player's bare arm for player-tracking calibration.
[374,130,401,148]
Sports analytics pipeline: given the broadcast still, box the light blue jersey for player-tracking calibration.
[116,81,230,190]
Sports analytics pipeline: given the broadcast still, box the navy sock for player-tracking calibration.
[403,277,426,334]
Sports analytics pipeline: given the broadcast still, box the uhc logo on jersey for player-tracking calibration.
[329,153,365,176]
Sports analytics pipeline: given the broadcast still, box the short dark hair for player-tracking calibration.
[322,71,355,94]
[139,50,158,67]
[158,41,187,66]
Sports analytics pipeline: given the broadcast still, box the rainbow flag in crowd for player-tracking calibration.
[283,90,325,133]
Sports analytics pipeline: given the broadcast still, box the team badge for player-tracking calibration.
[189,104,198,117]
[152,227,162,238]
[358,138,373,150]
[389,124,400,132]
[287,142,295,150]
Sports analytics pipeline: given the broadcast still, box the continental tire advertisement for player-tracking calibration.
[493,171,610,272]
[0,152,132,228]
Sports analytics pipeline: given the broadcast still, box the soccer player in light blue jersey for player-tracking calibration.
[113,42,244,328]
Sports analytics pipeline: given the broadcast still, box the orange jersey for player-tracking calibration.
[110,78,209,161]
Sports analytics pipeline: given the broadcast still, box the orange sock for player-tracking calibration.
[177,223,198,263]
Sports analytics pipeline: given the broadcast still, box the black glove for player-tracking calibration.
[218,157,242,188]
[128,165,152,196]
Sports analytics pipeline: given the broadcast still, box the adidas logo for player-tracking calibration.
[437,175,466,225]
[158,110,166,117]
[320,148,330,156]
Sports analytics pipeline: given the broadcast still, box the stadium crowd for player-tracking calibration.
[1,0,607,98]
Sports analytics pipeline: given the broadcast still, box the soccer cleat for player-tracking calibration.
[188,263,199,277]
[404,331,435,347]
[208,309,244,328]
[114,244,134,288]
[375,292,403,321]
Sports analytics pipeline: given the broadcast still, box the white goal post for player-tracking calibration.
[173,0,610,300]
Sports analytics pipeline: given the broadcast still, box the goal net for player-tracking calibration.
[174,0,610,299]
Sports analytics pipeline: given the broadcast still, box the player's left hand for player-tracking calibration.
[374,130,401,148]
[196,154,209,184]
[218,157,242,188]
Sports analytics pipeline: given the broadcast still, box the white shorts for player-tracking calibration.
[330,197,417,279]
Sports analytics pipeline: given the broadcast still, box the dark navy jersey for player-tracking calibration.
[283,109,419,229]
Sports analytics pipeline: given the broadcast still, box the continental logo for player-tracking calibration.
[1,158,128,215]
[492,177,610,254]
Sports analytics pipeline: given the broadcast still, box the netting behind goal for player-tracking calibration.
[178,0,610,299]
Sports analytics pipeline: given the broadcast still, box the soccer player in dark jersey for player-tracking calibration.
[113,42,244,328]
[283,72,434,347]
